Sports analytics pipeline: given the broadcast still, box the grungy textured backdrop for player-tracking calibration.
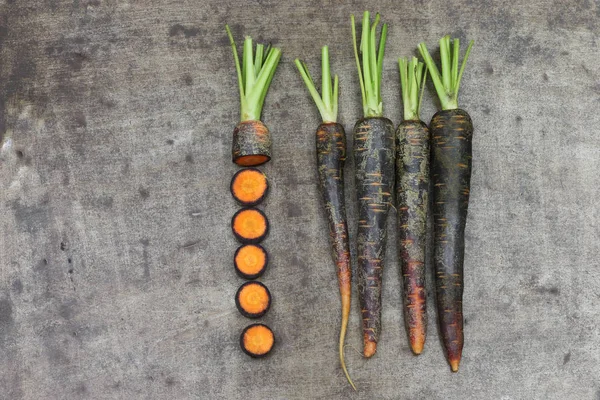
[1,0,599,399]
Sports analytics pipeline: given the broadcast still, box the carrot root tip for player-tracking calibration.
[410,340,424,355]
[363,341,377,358]
[449,358,460,372]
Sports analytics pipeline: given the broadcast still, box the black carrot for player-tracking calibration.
[418,35,474,372]
[295,46,355,390]
[351,11,394,358]
[396,57,429,355]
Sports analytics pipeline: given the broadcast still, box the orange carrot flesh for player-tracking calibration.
[234,244,268,279]
[240,324,275,358]
[231,168,269,205]
[231,208,269,243]
[235,154,270,167]
[235,281,271,318]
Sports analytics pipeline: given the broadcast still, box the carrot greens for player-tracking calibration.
[398,57,427,121]
[351,11,388,118]
[295,46,339,123]
[418,35,473,110]
[226,25,282,122]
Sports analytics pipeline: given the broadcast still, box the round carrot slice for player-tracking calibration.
[230,168,269,206]
[231,207,269,244]
[235,281,271,318]
[240,323,275,358]
[234,244,268,280]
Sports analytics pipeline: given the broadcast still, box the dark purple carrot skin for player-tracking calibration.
[354,117,395,357]
[395,120,429,355]
[316,123,352,310]
[430,108,473,371]
[232,120,272,166]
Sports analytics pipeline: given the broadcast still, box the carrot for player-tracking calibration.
[295,46,354,390]
[235,281,272,318]
[231,207,269,244]
[225,26,282,166]
[395,57,429,355]
[418,35,474,372]
[230,168,269,206]
[234,244,268,280]
[240,323,275,358]
[351,11,394,358]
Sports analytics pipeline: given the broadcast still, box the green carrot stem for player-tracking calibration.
[351,15,366,110]
[351,11,388,118]
[295,45,339,123]
[418,35,473,110]
[398,56,427,121]
[225,25,282,122]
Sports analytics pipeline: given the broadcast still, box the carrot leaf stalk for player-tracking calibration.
[418,35,473,110]
[295,46,339,123]
[226,25,282,122]
[398,57,427,121]
[351,11,388,118]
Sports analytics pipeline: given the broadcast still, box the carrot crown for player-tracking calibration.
[295,46,339,123]
[398,57,427,121]
[351,11,388,118]
[418,35,473,110]
[225,25,282,122]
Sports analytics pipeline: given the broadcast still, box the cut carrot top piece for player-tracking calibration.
[230,168,269,206]
[235,281,272,318]
[232,208,269,244]
[235,244,268,279]
[240,323,275,358]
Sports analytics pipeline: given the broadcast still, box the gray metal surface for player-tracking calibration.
[1,1,599,399]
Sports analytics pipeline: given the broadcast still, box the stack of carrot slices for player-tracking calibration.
[230,167,274,358]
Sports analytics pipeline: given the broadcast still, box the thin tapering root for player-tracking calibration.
[339,298,356,391]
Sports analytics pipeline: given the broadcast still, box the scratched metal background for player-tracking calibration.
[1,1,599,399]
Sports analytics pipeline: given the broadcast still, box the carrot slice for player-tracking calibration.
[240,323,275,358]
[231,208,269,244]
[234,244,268,279]
[235,281,271,318]
[230,168,269,206]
